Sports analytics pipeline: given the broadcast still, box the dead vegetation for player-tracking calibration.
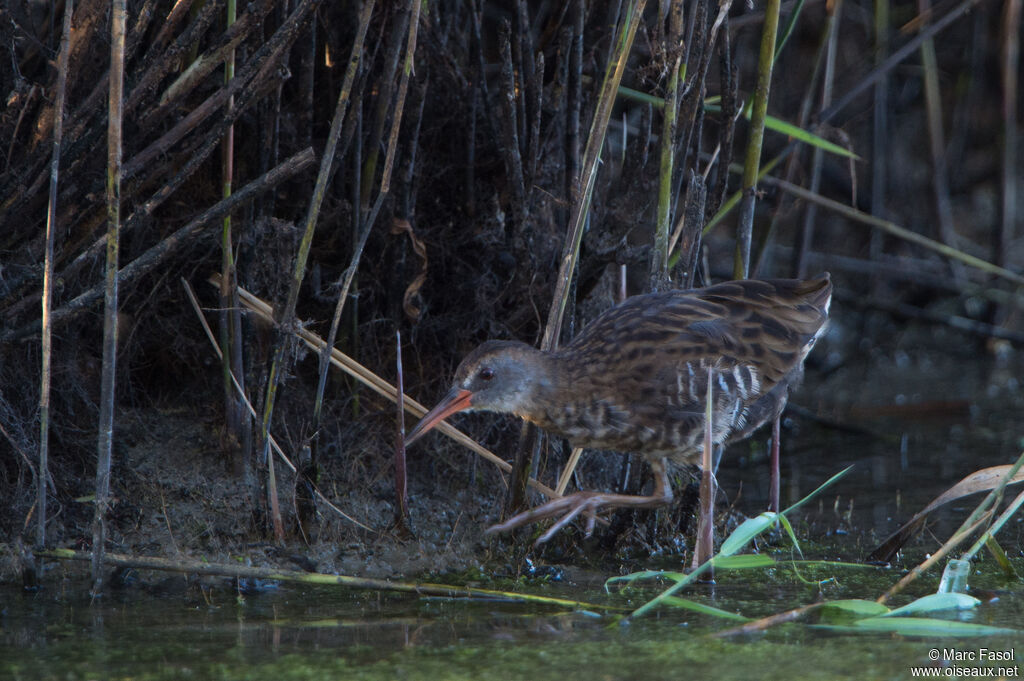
[0,0,1020,578]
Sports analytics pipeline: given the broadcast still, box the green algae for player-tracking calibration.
[2,566,1021,681]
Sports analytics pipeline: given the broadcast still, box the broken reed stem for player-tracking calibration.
[694,365,716,570]
[2,150,316,343]
[734,0,781,279]
[769,416,780,513]
[93,0,127,594]
[211,276,557,499]
[715,603,825,638]
[38,0,74,549]
[876,513,990,605]
[39,548,616,610]
[878,450,1024,604]
[497,21,526,217]
[554,447,584,497]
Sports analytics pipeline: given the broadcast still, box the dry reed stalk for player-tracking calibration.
[38,0,75,549]
[734,0,781,279]
[92,0,127,594]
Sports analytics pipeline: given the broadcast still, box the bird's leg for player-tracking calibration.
[769,415,781,513]
[486,458,673,546]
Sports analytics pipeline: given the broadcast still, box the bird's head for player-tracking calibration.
[404,340,549,447]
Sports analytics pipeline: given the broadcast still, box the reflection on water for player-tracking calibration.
[718,333,1024,549]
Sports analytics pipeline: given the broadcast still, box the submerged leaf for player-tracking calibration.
[882,592,981,617]
[605,570,684,590]
[820,599,891,617]
[850,617,1014,637]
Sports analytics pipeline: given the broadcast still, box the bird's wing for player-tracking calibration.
[564,276,831,397]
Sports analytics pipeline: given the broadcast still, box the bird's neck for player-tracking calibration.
[510,346,572,423]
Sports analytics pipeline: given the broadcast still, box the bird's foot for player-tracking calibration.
[485,489,671,546]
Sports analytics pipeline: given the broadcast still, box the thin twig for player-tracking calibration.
[394,330,409,526]
[791,0,841,278]
[999,0,1020,270]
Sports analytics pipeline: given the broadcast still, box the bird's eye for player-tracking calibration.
[479,367,494,381]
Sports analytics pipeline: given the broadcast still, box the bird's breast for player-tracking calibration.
[522,359,768,461]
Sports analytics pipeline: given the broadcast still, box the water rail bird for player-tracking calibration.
[405,275,832,543]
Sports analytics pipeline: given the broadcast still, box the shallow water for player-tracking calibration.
[4,329,1024,681]
[719,325,1024,550]
[2,567,1021,681]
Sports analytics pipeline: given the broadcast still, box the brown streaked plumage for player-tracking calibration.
[406,275,832,543]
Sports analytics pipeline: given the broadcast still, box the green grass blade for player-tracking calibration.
[782,465,854,516]
[712,554,776,569]
[703,102,859,160]
[777,514,803,558]
[615,86,858,161]
[662,596,750,621]
[718,512,778,557]
[762,113,858,159]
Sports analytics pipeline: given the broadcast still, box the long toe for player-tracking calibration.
[484,495,582,535]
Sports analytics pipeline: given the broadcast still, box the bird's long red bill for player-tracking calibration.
[404,388,473,447]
